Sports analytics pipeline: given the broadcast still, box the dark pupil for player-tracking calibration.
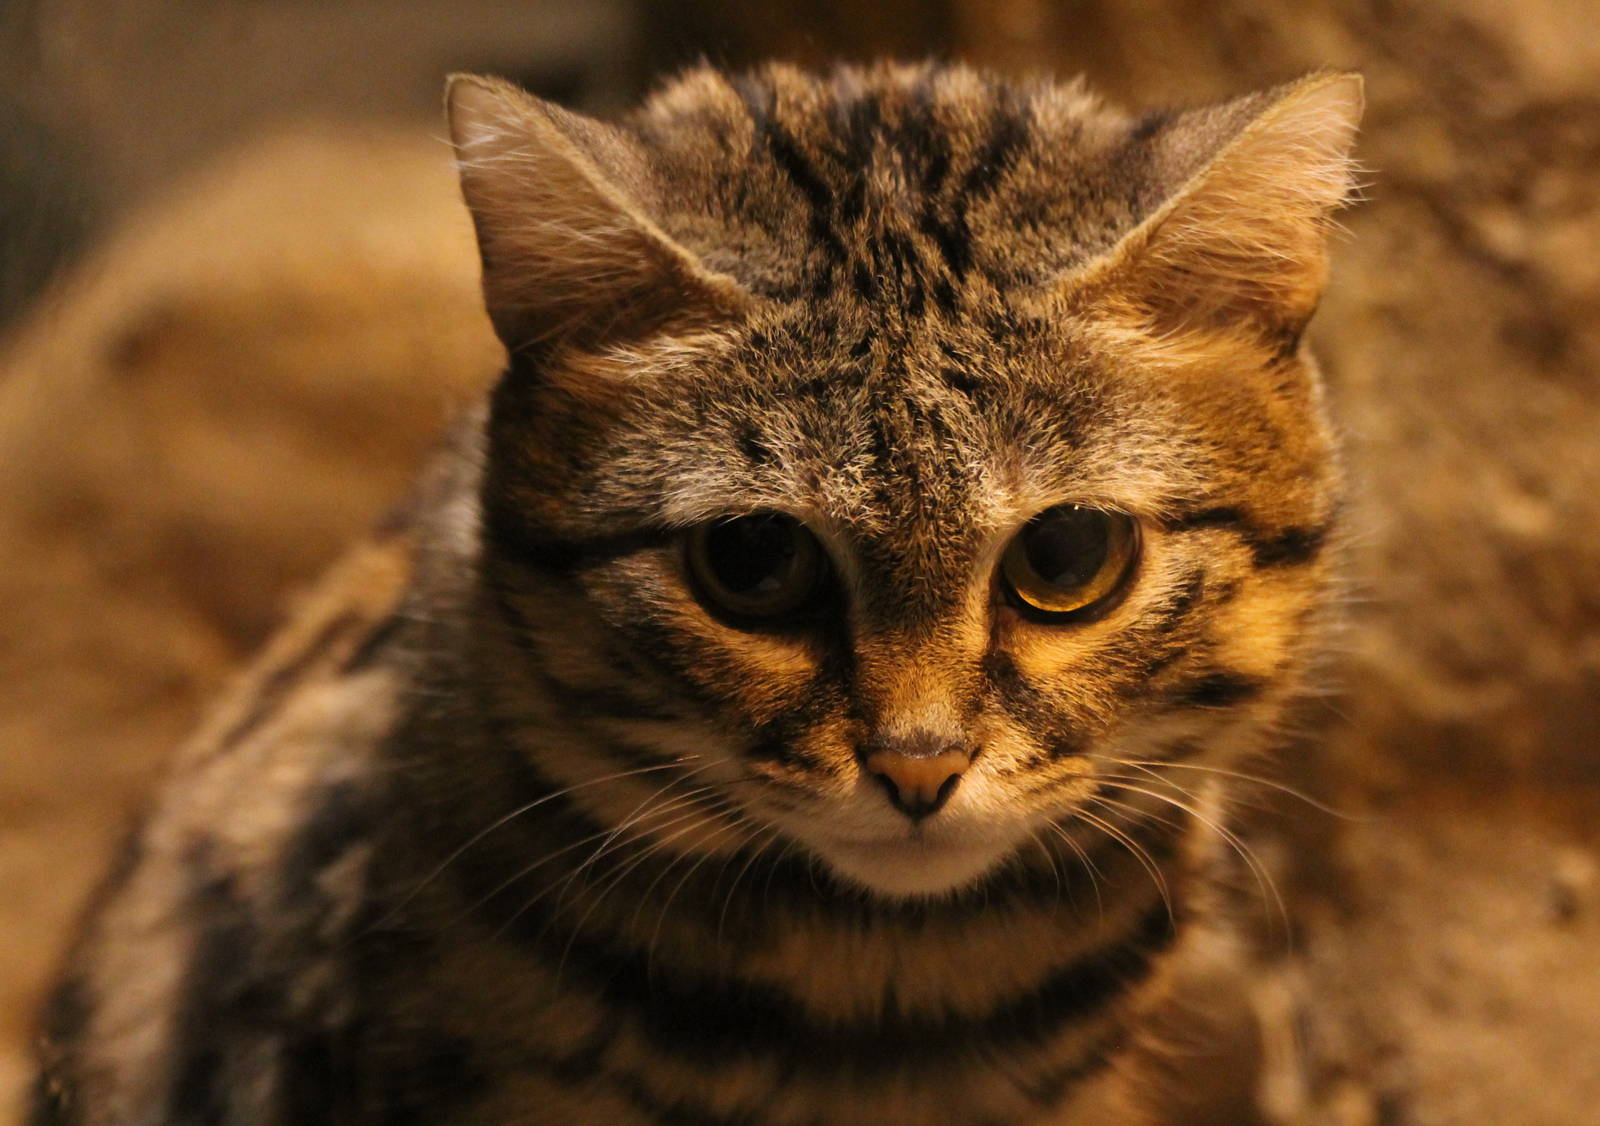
[706,516,797,597]
[1024,507,1108,589]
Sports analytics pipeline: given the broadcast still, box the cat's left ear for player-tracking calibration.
[446,75,752,356]
[1069,73,1363,347]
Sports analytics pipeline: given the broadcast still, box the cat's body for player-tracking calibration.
[31,62,1360,1125]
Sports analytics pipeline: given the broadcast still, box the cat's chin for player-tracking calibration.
[809,833,1013,900]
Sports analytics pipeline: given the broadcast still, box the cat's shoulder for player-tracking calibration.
[29,520,422,1124]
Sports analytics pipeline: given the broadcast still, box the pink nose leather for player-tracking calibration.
[865,748,971,819]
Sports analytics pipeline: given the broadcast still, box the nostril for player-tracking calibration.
[864,747,972,820]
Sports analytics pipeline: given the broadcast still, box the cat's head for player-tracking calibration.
[447,63,1361,899]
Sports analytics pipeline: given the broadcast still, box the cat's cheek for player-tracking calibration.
[611,572,827,727]
[1201,572,1318,682]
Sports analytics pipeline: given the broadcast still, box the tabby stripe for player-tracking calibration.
[735,421,775,465]
[829,88,880,223]
[1111,570,1212,695]
[908,70,952,196]
[1018,1018,1128,1108]
[736,78,848,278]
[1168,670,1264,709]
[1252,524,1328,568]
[276,778,380,909]
[938,364,984,400]
[339,609,408,673]
[481,883,1177,1072]
[520,1025,1121,1126]
[602,1070,766,1126]
[539,672,681,727]
[215,610,369,752]
[960,95,1032,203]
[167,851,288,1124]
[1153,570,1207,633]
[1161,506,1331,569]
[485,585,672,723]
[746,835,1145,921]
[360,1030,488,1124]
[26,977,90,1126]
[481,497,671,575]
[919,93,1031,285]
[983,652,1089,759]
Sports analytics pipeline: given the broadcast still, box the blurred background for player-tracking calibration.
[2,2,1597,1123]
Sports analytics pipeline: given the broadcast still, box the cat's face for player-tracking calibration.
[453,63,1359,898]
[482,291,1336,897]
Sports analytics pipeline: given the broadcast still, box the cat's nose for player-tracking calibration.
[863,734,974,821]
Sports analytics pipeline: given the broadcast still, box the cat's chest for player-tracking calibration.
[437,1066,1146,1126]
[356,833,1180,1126]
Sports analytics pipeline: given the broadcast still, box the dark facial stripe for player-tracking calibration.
[742,671,850,772]
[535,665,683,726]
[983,652,1090,760]
[1167,670,1264,710]
[480,496,672,576]
[482,573,687,730]
[1161,506,1332,569]
[1250,523,1328,568]
[1153,570,1206,633]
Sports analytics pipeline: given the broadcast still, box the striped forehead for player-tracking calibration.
[728,354,999,624]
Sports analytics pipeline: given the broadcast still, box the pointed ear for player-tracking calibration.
[445,75,751,355]
[1076,73,1363,345]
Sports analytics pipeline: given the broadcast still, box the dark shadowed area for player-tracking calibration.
[2,1,1596,1122]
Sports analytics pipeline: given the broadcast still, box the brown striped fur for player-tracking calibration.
[31,62,1360,1124]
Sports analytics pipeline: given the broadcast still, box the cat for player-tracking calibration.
[28,60,1361,1125]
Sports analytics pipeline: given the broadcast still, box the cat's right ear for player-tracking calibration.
[445,75,751,356]
[1061,73,1363,351]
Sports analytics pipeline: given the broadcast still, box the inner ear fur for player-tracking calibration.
[446,74,752,356]
[1072,72,1364,346]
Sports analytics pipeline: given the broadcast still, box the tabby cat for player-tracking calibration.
[29,61,1361,1125]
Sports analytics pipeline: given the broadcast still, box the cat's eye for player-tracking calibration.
[1000,505,1140,621]
[684,513,826,623]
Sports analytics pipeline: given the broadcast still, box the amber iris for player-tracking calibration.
[1000,505,1139,619]
[685,513,824,620]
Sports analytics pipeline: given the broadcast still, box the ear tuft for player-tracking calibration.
[1080,72,1364,344]
[445,74,750,355]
